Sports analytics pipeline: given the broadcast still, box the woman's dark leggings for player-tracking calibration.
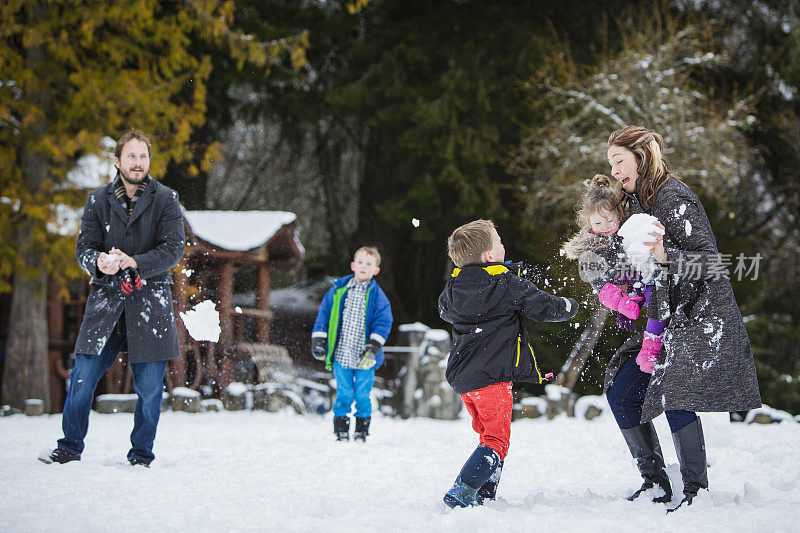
[607,354,696,433]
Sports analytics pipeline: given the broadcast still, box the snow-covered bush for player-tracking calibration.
[513,24,761,227]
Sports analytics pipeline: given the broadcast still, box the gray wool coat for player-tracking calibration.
[603,176,761,422]
[74,176,185,363]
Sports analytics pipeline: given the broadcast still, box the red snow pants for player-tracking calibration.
[460,381,513,460]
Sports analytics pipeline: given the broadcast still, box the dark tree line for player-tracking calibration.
[2,0,798,411]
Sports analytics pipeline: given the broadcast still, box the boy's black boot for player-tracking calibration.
[38,447,81,464]
[476,460,504,503]
[354,417,370,442]
[443,445,501,508]
[621,422,673,503]
[667,418,708,513]
[333,416,350,441]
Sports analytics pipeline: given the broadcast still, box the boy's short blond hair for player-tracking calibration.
[354,246,381,267]
[447,219,497,268]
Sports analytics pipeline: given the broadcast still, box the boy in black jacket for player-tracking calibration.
[439,220,578,508]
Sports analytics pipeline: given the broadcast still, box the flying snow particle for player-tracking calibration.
[412,218,420,228]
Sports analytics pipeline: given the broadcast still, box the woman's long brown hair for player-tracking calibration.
[608,125,672,210]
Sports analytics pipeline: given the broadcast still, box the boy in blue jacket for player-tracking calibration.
[312,246,393,442]
[439,220,578,508]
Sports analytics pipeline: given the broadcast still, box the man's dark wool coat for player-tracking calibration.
[74,176,185,363]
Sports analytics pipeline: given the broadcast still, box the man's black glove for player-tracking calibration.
[311,337,327,361]
[120,267,142,294]
[357,339,382,370]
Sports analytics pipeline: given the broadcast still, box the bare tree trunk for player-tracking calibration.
[2,221,50,411]
[556,306,609,391]
[2,18,52,410]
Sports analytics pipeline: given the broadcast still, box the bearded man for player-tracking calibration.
[40,132,185,467]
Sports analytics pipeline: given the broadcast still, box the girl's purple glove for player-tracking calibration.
[598,283,643,320]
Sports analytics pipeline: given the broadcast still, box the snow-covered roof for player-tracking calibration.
[184,210,297,251]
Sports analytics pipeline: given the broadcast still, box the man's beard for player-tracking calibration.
[119,167,148,185]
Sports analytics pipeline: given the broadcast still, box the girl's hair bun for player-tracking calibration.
[589,174,613,189]
[574,173,626,230]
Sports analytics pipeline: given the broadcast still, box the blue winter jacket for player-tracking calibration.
[312,275,393,370]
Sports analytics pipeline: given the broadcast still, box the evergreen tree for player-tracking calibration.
[675,0,800,411]
[0,0,299,411]
[200,0,637,334]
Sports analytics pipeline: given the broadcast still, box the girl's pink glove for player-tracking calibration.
[598,283,643,319]
[636,335,663,374]
[617,295,643,319]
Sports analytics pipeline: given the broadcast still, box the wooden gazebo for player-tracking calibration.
[169,210,304,393]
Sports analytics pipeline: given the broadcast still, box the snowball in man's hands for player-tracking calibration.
[618,213,665,284]
[100,253,122,266]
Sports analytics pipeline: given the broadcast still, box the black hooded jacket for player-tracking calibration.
[438,263,578,394]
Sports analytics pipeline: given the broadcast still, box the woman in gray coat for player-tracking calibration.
[603,126,761,510]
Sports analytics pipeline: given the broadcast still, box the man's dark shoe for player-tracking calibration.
[38,448,81,464]
[129,457,151,468]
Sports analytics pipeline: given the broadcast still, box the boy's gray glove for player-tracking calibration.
[357,339,382,370]
[311,337,327,361]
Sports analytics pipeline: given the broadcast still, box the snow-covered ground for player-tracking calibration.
[2,409,799,532]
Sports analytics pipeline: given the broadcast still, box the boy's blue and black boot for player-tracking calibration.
[333,416,350,441]
[476,460,504,503]
[443,445,501,508]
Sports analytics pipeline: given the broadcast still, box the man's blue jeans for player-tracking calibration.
[58,332,167,463]
[332,361,375,418]
[606,354,696,433]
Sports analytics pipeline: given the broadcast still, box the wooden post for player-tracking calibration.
[169,258,190,390]
[202,341,219,390]
[218,261,235,351]
[256,262,270,343]
[397,327,427,419]
[217,261,235,389]
[104,356,126,394]
[188,340,204,390]
[47,276,65,413]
